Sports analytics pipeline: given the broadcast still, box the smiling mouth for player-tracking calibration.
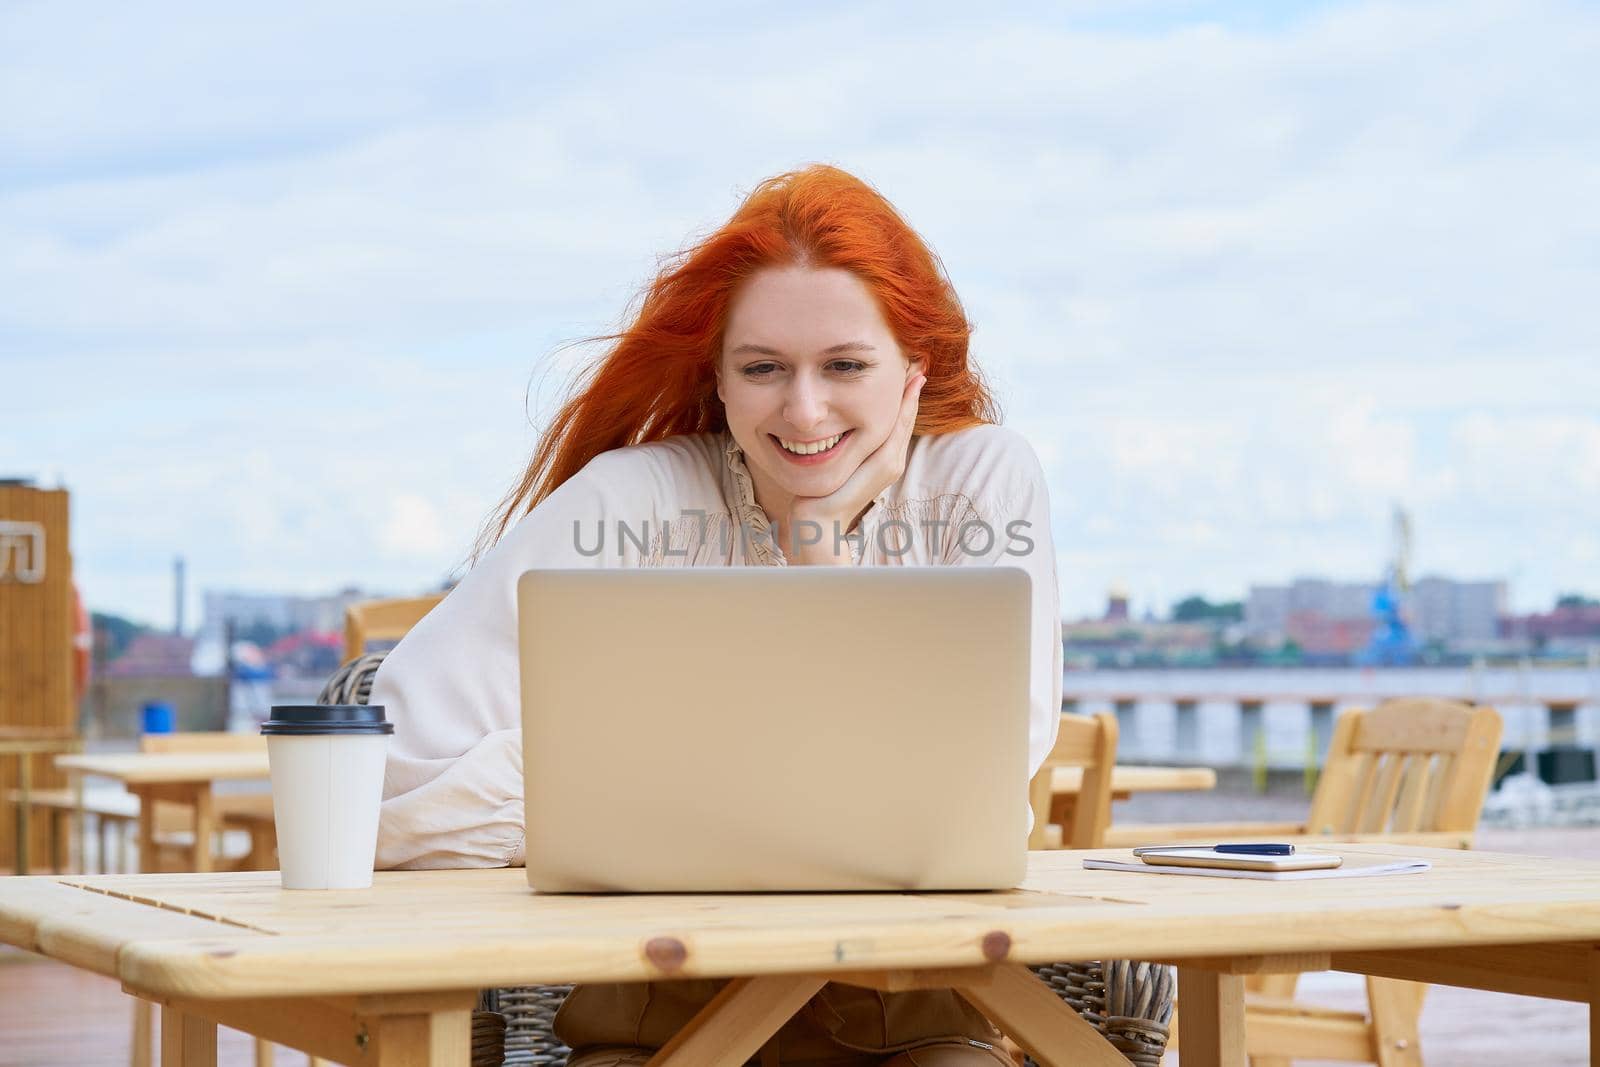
[771,430,852,462]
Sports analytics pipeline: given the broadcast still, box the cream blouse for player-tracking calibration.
[372,423,1062,869]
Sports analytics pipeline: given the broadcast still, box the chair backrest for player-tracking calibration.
[343,594,445,664]
[1304,698,1503,836]
[1027,711,1118,850]
[139,731,266,755]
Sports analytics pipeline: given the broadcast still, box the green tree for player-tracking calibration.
[91,611,149,661]
[1555,593,1599,609]
[1171,595,1244,623]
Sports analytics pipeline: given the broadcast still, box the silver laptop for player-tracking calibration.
[518,567,1031,892]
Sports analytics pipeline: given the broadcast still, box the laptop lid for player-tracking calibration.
[519,567,1031,892]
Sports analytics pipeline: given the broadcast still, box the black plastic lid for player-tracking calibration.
[261,705,394,736]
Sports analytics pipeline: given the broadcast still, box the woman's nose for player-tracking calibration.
[783,377,827,430]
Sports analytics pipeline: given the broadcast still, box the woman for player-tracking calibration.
[373,164,1062,1066]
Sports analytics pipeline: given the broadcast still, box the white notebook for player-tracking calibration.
[1083,855,1431,881]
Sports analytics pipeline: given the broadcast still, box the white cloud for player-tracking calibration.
[377,493,450,561]
[4,0,1598,625]
[1450,414,1600,503]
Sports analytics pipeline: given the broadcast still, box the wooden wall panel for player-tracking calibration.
[0,484,76,870]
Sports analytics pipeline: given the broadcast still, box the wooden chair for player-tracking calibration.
[1028,712,1118,849]
[5,787,139,873]
[1103,698,1502,852]
[343,594,445,664]
[1148,698,1504,1066]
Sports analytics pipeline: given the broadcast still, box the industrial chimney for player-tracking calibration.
[173,555,186,636]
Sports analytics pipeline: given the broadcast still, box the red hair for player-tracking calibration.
[479,164,999,552]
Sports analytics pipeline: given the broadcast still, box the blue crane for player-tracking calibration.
[1359,506,1418,666]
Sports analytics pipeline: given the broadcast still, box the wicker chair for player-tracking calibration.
[321,653,1173,1066]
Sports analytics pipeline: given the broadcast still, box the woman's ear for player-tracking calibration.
[907,355,927,379]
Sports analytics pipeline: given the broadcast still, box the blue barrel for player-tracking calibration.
[141,701,176,734]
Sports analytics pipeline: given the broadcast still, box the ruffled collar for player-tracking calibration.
[720,433,872,566]
[721,435,785,565]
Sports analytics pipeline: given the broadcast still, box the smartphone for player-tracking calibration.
[1138,848,1342,872]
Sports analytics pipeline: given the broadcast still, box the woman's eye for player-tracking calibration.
[829,360,868,375]
[742,363,778,378]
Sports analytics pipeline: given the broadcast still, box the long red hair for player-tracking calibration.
[479,164,999,553]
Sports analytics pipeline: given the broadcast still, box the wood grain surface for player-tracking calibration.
[0,845,1596,1003]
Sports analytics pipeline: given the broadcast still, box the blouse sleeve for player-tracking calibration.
[937,429,1063,783]
[372,449,659,869]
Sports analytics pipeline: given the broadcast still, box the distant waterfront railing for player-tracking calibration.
[1061,690,1598,789]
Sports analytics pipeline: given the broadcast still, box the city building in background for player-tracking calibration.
[193,586,378,683]
[1504,600,1600,657]
[1411,577,1508,646]
[1243,575,1508,660]
[1063,588,1232,669]
[1062,574,1597,669]
[200,587,371,645]
[1245,578,1379,659]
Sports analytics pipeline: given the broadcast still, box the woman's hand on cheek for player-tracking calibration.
[787,372,925,564]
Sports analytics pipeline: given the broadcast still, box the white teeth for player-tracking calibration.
[778,432,843,455]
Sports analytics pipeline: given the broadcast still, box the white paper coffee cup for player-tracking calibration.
[262,705,394,890]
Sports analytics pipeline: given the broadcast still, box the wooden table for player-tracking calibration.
[54,752,272,874]
[3,844,1598,1067]
[52,751,279,1066]
[0,727,83,875]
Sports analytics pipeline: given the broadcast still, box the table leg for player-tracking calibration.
[1177,966,1247,1067]
[131,997,153,1067]
[160,1003,218,1067]
[1589,944,1599,1066]
[950,964,1127,1067]
[371,1008,471,1066]
[153,991,476,1066]
[190,787,216,874]
[1366,977,1425,1067]
[73,766,86,873]
[50,807,64,874]
[648,976,826,1067]
[16,751,32,875]
[135,787,159,874]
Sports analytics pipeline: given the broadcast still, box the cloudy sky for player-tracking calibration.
[4,0,1596,628]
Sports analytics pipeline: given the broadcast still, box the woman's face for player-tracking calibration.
[718,265,919,514]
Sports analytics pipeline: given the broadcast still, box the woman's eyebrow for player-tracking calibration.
[728,341,878,357]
